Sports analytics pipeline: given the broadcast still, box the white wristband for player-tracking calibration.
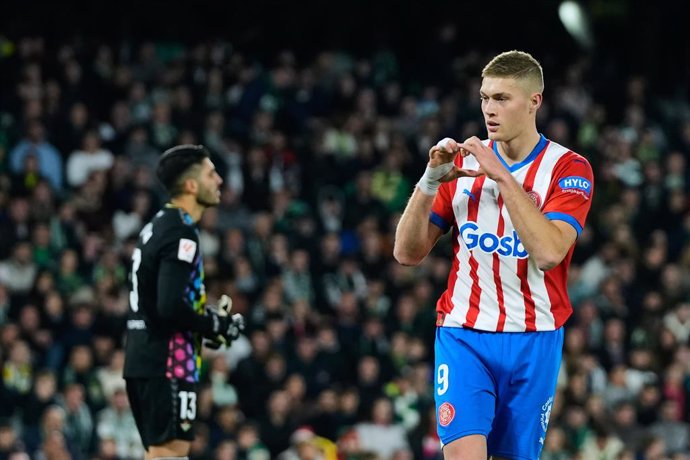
[417,163,454,196]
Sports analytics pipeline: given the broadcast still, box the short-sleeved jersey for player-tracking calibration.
[123,206,206,381]
[431,135,593,332]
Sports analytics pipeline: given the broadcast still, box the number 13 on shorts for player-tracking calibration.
[178,390,197,420]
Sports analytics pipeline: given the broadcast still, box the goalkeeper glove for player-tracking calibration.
[205,295,245,349]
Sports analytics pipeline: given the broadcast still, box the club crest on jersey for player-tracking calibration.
[526,190,542,208]
[180,421,192,432]
[459,222,528,258]
[558,176,591,197]
[438,402,455,427]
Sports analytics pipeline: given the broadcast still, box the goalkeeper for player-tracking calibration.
[124,145,244,460]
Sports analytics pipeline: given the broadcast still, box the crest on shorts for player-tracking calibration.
[438,402,455,427]
[526,190,542,209]
[180,421,192,432]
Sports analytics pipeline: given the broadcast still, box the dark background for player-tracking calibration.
[2,0,688,91]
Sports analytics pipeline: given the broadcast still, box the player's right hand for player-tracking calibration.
[428,137,459,168]
[426,137,483,183]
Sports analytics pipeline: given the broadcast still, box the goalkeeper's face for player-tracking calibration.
[195,158,223,207]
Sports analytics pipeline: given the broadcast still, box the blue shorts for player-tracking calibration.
[434,326,563,460]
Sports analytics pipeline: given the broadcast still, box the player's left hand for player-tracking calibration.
[206,294,245,347]
[458,136,509,182]
[221,313,245,344]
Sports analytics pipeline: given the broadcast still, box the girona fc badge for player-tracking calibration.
[527,190,542,209]
[438,402,455,427]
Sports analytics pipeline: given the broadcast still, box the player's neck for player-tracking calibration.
[169,196,204,223]
[496,130,542,165]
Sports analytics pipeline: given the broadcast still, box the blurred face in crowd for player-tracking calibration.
[111,389,129,412]
[27,121,45,142]
[13,242,33,265]
[237,425,259,449]
[613,403,637,427]
[35,372,57,400]
[317,389,338,413]
[64,385,85,411]
[19,305,40,333]
[214,440,237,460]
[340,389,359,414]
[82,131,101,152]
[42,406,65,432]
[284,374,306,401]
[296,338,317,363]
[371,397,393,425]
[358,356,379,384]
[0,425,17,450]
[10,341,31,365]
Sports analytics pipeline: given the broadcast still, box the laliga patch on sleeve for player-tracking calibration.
[558,176,592,196]
[177,238,197,263]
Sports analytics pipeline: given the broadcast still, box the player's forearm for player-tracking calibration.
[157,262,219,336]
[495,174,570,270]
[394,187,437,265]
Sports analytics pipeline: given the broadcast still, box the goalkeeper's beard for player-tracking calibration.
[196,190,220,208]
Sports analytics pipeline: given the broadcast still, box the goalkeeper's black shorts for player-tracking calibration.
[126,377,197,448]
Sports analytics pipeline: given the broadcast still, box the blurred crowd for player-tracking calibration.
[0,33,690,460]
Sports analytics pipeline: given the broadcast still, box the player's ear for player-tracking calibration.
[529,92,543,113]
[181,177,199,194]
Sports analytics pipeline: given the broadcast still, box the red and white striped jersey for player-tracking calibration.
[430,135,594,332]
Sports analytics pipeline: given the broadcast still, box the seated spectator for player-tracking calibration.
[0,242,37,298]
[66,130,114,188]
[353,397,410,459]
[58,383,93,457]
[9,120,63,191]
[96,387,143,459]
[648,400,690,455]
[0,420,26,459]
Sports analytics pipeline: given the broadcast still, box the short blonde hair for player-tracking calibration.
[482,50,544,93]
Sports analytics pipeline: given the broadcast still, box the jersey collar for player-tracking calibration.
[165,203,195,225]
[491,133,548,173]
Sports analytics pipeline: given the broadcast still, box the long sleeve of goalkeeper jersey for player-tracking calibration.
[155,234,218,337]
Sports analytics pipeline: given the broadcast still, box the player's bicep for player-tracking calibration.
[156,232,198,318]
[542,157,594,235]
[157,257,194,319]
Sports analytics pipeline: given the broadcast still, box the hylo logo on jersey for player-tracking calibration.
[438,402,455,427]
[558,176,591,196]
[178,238,197,263]
[459,222,528,258]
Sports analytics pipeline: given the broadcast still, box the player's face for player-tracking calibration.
[195,158,223,207]
[480,77,537,141]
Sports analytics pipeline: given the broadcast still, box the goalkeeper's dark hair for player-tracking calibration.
[156,144,210,197]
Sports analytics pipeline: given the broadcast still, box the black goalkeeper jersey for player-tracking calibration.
[124,206,216,381]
